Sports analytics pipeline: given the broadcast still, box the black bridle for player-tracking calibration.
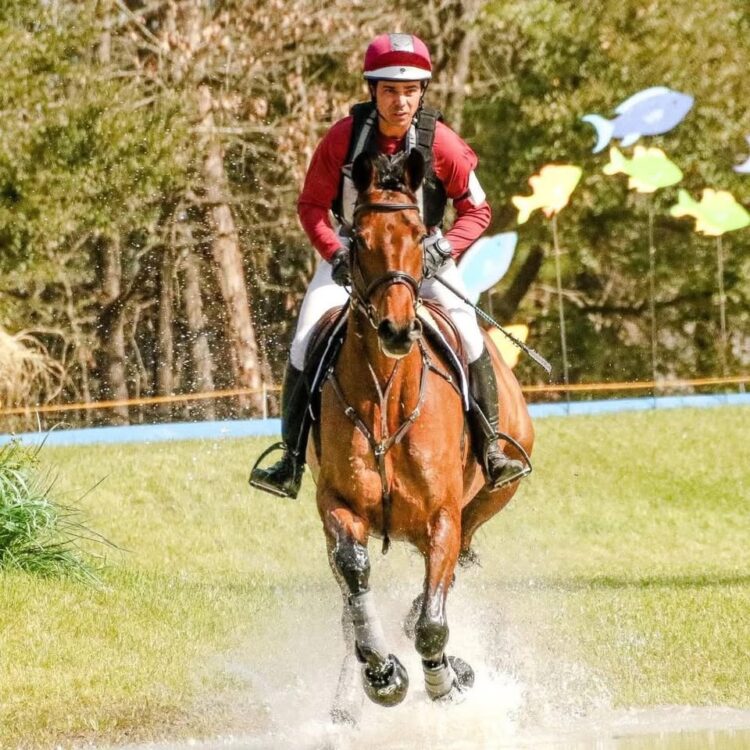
[349,200,423,328]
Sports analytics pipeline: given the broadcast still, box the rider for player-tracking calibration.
[251,32,526,499]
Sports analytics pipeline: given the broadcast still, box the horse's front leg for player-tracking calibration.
[321,492,409,708]
[415,507,475,701]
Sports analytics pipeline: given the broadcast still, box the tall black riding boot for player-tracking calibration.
[468,347,527,490]
[249,362,309,499]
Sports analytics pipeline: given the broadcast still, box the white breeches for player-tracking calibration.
[419,260,486,362]
[290,260,351,370]
[289,257,485,370]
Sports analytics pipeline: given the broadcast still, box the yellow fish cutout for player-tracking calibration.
[512,165,583,224]
[488,325,529,369]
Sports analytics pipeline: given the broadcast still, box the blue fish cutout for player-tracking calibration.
[583,86,694,154]
[458,232,517,304]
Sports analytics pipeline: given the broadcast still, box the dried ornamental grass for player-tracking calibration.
[0,439,105,584]
[0,329,65,410]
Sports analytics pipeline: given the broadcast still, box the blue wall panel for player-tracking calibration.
[2,393,748,447]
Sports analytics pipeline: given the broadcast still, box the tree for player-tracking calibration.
[2,0,748,432]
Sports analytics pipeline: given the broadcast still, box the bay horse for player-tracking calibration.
[307,149,534,720]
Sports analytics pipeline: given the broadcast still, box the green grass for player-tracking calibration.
[0,406,748,747]
[0,440,103,583]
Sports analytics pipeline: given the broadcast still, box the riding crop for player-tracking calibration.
[432,275,553,376]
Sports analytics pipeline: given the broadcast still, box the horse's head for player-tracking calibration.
[350,150,426,358]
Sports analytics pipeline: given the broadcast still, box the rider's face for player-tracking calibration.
[375,81,423,137]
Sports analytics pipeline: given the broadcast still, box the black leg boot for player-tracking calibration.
[468,347,527,490]
[249,362,309,498]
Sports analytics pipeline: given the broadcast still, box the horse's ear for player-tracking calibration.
[352,152,375,194]
[404,149,425,193]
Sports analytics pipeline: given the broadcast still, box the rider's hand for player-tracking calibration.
[330,248,351,287]
[422,235,453,279]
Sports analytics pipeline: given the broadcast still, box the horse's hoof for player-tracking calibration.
[362,654,409,707]
[423,655,475,702]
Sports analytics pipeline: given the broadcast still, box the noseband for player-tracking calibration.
[349,200,423,327]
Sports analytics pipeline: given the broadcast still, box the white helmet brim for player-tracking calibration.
[364,66,432,81]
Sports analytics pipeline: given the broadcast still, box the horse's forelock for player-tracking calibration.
[373,153,411,193]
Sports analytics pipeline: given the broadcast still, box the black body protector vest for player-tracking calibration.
[332,101,448,230]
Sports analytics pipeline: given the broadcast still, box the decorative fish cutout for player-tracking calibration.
[734,135,750,174]
[669,188,750,236]
[583,87,694,154]
[512,164,583,224]
[603,145,683,193]
[489,325,529,369]
[458,232,517,304]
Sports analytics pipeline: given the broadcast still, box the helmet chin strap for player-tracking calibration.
[417,80,429,114]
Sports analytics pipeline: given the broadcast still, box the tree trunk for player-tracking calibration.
[156,246,175,420]
[182,246,216,421]
[96,236,130,424]
[425,0,484,131]
[197,84,264,414]
[444,23,480,132]
[93,2,128,426]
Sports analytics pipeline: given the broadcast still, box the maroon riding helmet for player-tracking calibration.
[363,33,433,81]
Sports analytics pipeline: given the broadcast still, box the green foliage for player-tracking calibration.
[1,0,748,425]
[0,440,103,583]
[0,1,190,275]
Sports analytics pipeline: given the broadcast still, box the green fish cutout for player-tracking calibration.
[670,188,750,236]
[603,146,683,193]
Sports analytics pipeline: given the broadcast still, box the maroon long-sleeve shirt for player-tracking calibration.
[297,116,491,262]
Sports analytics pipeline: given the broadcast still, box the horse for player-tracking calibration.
[307,149,534,721]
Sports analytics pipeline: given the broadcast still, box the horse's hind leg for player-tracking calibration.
[322,495,409,708]
[329,587,365,727]
[415,507,475,700]
[461,484,519,558]
[402,592,422,640]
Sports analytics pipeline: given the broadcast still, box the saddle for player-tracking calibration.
[417,300,469,410]
[302,304,349,419]
[302,300,469,415]
[304,305,348,374]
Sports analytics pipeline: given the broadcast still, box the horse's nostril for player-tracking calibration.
[409,318,423,339]
[378,319,397,340]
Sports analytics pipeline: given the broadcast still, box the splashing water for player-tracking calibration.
[186,551,614,749]
[113,550,750,749]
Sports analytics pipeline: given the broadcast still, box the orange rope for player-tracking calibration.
[1,375,747,417]
[523,374,750,393]
[0,386,279,417]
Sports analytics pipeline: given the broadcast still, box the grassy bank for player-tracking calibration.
[0,406,748,747]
